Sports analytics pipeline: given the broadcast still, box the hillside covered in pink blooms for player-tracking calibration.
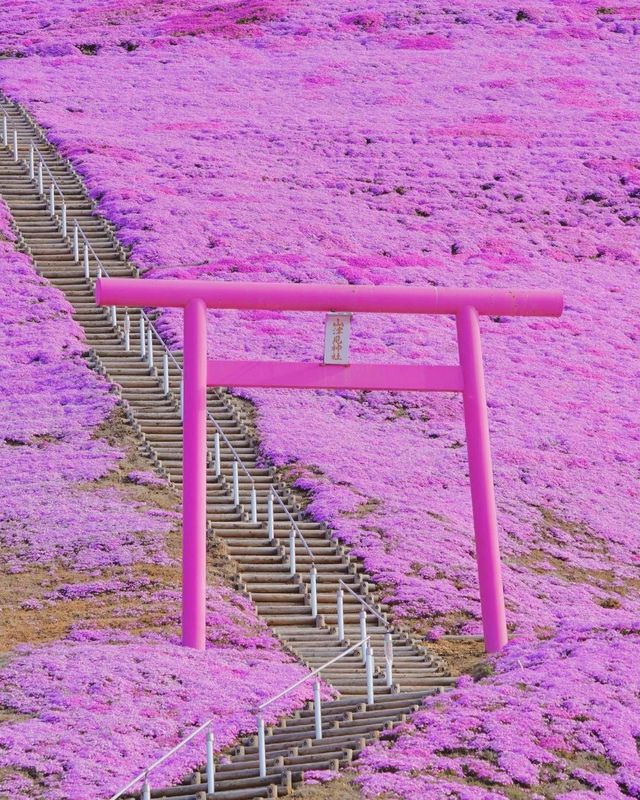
[0,0,639,798]
[0,201,313,799]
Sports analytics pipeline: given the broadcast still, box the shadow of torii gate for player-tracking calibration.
[96,279,563,654]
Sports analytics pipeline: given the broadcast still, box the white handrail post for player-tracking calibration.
[146,327,154,368]
[142,776,151,800]
[384,631,394,688]
[72,221,79,262]
[139,316,146,358]
[313,677,323,741]
[83,242,90,279]
[257,713,266,778]
[37,161,44,195]
[124,312,131,351]
[179,378,184,421]
[206,727,215,795]
[162,353,169,395]
[267,490,274,541]
[214,432,221,477]
[12,129,18,162]
[359,610,367,664]
[250,487,257,524]
[110,305,117,327]
[337,588,345,642]
[29,141,34,180]
[232,460,239,506]
[49,182,55,216]
[61,202,67,239]
[310,565,318,619]
[289,528,296,576]
[366,645,375,705]
[2,115,7,146]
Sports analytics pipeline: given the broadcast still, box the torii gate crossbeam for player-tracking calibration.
[96,279,563,654]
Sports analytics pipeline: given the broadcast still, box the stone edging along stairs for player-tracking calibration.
[0,96,457,799]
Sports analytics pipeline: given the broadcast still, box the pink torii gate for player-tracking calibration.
[96,279,563,654]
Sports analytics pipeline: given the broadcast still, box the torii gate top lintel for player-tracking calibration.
[95,277,563,656]
[96,277,563,317]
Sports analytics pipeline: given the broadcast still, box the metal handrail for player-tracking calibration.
[207,412,254,485]
[74,218,111,278]
[142,311,182,372]
[270,487,314,560]
[121,300,258,502]
[128,308,258,495]
[255,634,376,777]
[108,719,213,800]
[32,141,65,196]
[258,635,369,713]
[339,579,389,628]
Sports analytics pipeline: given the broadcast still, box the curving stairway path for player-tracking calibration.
[0,96,457,799]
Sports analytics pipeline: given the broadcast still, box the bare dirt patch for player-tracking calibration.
[0,406,235,655]
[292,775,363,800]
[428,637,488,678]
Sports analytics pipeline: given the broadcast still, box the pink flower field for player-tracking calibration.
[0,200,312,798]
[0,1,638,798]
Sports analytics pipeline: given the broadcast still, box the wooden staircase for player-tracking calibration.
[0,96,455,799]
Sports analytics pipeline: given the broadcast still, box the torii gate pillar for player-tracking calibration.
[457,306,506,652]
[182,298,208,649]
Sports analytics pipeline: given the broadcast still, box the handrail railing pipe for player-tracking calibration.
[60,199,67,239]
[108,719,214,800]
[209,414,255,490]
[162,352,169,394]
[232,459,240,506]
[359,609,367,664]
[310,565,318,619]
[206,728,215,794]
[147,326,154,369]
[213,431,221,477]
[270,488,314,560]
[288,527,296,576]
[366,645,375,705]
[31,143,68,243]
[124,311,131,351]
[204,413,259,522]
[139,315,146,359]
[257,713,267,778]
[336,587,345,642]
[313,677,322,740]
[12,129,18,162]
[384,631,394,688]
[256,635,372,777]
[339,579,389,629]
[267,491,274,541]
[72,220,79,262]
[257,637,369,712]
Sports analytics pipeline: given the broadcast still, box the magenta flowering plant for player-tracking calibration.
[0,200,313,798]
[0,0,639,797]
[356,621,640,799]
[126,469,169,487]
